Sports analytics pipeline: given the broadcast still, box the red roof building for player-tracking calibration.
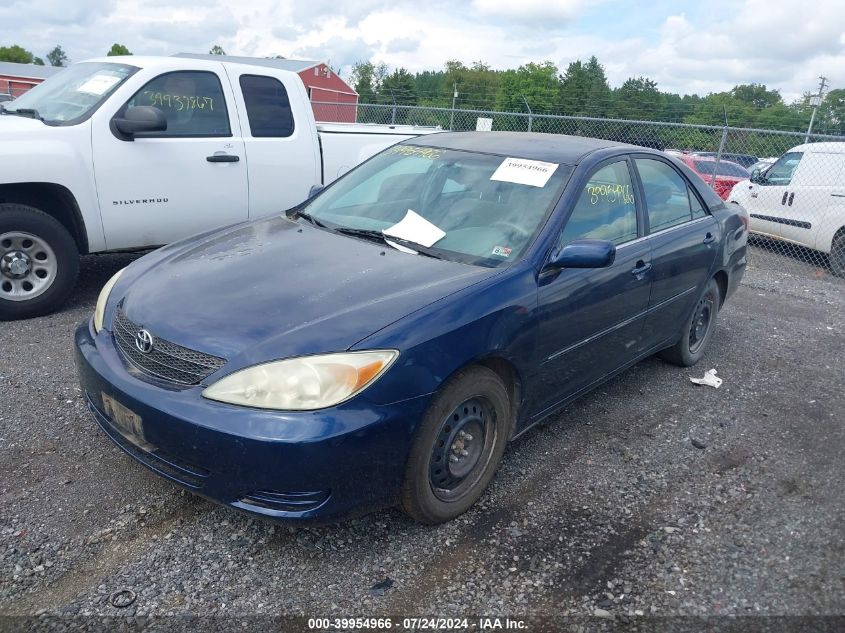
[0,61,62,99]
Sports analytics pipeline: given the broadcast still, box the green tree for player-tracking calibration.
[46,45,67,67]
[0,44,37,64]
[496,61,560,124]
[107,43,131,56]
[209,45,226,55]
[380,68,417,106]
[611,77,663,120]
[730,83,782,109]
[559,56,611,116]
[33,56,44,65]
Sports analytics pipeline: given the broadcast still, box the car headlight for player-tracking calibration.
[202,350,399,410]
[93,268,125,333]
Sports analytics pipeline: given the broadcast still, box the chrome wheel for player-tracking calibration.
[429,397,497,502]
[0,231,58,302]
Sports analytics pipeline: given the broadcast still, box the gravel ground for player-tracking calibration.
[0,246,843,629]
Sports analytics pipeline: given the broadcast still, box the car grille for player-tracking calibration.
[112,308,226,385]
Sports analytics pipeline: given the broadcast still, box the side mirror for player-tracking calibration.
[545,239,616,270]
[112,106,167,140]
[308,184,325,198]
[750,168,762,183]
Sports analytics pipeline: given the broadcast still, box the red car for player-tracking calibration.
[678,155,750,200]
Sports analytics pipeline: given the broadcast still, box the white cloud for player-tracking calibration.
[0,0,842,103]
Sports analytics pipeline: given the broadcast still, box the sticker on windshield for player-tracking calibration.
[382,209,445,248]
[78,74,121,96]
[490,157,559,188]
[492,245,512,258]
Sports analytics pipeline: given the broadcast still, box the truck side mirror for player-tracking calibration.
[112,106,167,140]
[750,168,762,183]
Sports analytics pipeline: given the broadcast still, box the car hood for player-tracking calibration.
[0,113,50,135]
[118,215,498,364]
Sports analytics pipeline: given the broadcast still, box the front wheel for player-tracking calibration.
[0,204,80,320]
[658,278,720,367]
[400,365,511,524]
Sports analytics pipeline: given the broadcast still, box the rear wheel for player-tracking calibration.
[0,204,79,320]
[400,365,511,524]
[830,232,845,277]
[658,278,720,367]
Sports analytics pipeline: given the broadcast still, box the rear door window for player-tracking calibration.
[239,74,295,138]
[635,158,695,233]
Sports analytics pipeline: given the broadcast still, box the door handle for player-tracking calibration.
[781,191,788,205]
[207,154,240,163]
[788,192,794,206]
[631,260,652,276]
[703,232,716,244]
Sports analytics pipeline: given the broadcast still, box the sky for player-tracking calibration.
[1,0,844,102]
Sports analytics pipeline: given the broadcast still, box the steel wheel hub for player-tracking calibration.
[429,398,493,501]
[689,297,713,353]
[0,232,57,302]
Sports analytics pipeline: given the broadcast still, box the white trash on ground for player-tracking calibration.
[690,368,722,389]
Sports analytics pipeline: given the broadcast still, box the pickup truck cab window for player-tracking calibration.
[239,74,294,138]
[559,160,638,247]
[2,62,136,125]
[636,158,700,233]
[124,71,231,137]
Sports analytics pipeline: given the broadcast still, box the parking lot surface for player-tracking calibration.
[1,247,843,623]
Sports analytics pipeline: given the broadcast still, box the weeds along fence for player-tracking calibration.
[314,101,845,283]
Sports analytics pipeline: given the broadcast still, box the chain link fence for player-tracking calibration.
[315,101,845,283]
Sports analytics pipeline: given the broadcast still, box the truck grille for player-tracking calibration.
[112,308,226,385]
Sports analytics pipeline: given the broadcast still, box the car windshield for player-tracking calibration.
[3,62,136,124]
[301,144,572,267]
[694,160,749,178]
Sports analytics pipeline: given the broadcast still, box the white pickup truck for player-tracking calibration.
[0,55,437,319]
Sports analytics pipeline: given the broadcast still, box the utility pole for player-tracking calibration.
[805,75,828,142]
[449,83,458,130]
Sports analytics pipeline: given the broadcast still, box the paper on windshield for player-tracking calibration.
[382,210,445,248]
[490,157,559,188]
[78,74,121,96]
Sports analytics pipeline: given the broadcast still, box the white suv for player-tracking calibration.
[728,142,845,275]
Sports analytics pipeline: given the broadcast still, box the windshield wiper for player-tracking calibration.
[333,227,444,259]
[4,107,44,121]
[293,210,329,228]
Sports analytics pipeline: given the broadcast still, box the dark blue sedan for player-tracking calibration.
[75,133,747,524]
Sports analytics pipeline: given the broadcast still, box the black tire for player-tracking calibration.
[830,232,845,277]
[0,204,80,320]
[658,278,720,367]
[400,365,512,524]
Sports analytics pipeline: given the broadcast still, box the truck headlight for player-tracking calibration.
[93,268,125,333]
[202,351,399,410]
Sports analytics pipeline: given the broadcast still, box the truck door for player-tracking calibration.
[223,69,321,218]
[92,68,248,250]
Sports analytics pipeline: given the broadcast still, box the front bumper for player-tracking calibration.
[74,320,431,523]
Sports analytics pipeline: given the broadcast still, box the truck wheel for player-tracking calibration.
[400,365,511,524]
[0,204,80,320]
[830,232,845,277]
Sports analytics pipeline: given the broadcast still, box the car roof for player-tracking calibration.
[404,132,640,165]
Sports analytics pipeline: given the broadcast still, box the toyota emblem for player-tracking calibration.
[135,329,155,354]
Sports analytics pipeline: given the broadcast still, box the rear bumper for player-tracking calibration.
[74,320,431,523]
